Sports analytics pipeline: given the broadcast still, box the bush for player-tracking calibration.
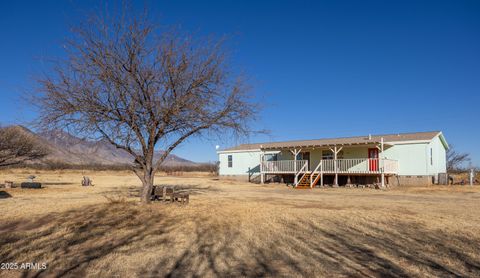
[4,161,219,173]
[159,162,219,175]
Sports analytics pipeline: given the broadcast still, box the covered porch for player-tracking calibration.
[259,136,398,188]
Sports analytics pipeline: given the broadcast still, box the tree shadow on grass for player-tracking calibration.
[169,184,222,196]
[100,186,143,198]
[0,202,180,277]
[279,218,480,277]
[1,203,480,277]
[141,216,480,277]
[101,184,222,198]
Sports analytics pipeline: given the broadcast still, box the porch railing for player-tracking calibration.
[261,160,308,173]
[318,159,398,174]
[261,159,398,174]
[382,159,399,173]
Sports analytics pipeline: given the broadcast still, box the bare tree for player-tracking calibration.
[447,145,470,172]
[35,8,258,203]
[0,126,49,167]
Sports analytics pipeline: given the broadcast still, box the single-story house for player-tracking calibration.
[217,131,448,187]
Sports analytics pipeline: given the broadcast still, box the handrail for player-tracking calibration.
[261,160,307,173]
[295,161,308,187]
[311,160,323,187]
[312,160,323,173]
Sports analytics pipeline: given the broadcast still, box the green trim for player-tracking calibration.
[438,132,449,150]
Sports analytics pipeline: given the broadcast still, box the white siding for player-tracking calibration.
[427,136,447,175]
[218,151,261,176]
[383,143,429,175]
[383,135,447,176]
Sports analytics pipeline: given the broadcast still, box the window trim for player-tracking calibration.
[227,155,233,168]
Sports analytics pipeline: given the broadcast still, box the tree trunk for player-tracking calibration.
[139,167,155,204]
[140,180,153,203]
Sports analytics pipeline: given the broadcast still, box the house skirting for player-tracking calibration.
[261,174,436,186]
[393,175,434,186]
[218,175,251,182]
[219,174,436,186]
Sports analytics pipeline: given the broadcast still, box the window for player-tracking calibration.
[296,152,310,161]
[321,150,343,159]
[430,148,433,165]
[322,150,333,160]
[228,155,233,168]
[265,153,278,161]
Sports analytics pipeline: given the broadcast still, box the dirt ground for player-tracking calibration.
[1,169,480,277]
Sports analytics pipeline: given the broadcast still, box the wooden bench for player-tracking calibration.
[151,185,175,202]
[173,192,190,205]
[151,185,189,204]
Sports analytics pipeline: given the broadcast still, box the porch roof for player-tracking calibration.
[260,131,441,150]
[220,131,442,152]
[260,138,389,150]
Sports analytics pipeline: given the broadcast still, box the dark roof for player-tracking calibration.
[220,131,442,151]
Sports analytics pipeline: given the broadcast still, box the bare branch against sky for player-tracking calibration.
[0,126,49,168]
[34,4,259,203]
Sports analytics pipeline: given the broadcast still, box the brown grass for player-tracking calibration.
[1,169,480,277]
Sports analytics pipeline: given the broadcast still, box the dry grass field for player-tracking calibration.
[1,169,480,277]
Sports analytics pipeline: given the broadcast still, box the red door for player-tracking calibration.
[368,148,379,171]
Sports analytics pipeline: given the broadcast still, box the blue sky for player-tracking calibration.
[0,1,479,165]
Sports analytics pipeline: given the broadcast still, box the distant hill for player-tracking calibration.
[11,126,197,167]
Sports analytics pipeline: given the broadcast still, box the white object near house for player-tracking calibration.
[217,131,449,187]
[470,169,475,186]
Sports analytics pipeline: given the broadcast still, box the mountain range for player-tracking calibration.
[15,126,197,166]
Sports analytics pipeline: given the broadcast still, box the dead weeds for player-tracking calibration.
[0,170,479,277]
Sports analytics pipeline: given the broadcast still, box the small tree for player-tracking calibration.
[0,126,49,167]
[447,145,471,172]
[35,8,258,203]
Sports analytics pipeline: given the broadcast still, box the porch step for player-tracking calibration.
[295,173,321,188]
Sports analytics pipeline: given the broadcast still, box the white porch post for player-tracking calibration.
[334,146,338,187]
[329,146,342,187]
[290,148,302,185]
[260,151,265,184]
[381,137,385,188]
[320,161,324,186]
[293,149,297,174]
[293,148,297,184]
[291,148,301,185]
